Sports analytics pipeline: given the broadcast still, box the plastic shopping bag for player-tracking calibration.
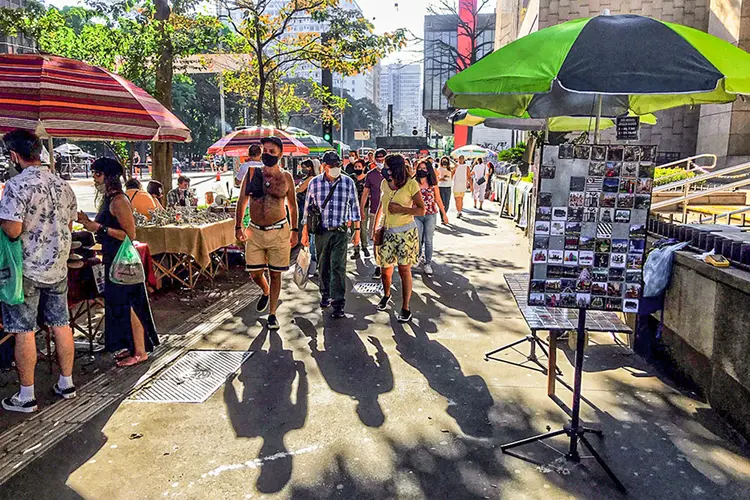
[293,247,311,290]
[0,231,24,305]
[643,241,688,297]
[109,236,146,285]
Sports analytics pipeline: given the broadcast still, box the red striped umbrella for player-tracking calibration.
[207,126,309,156]
[0,54,191,142]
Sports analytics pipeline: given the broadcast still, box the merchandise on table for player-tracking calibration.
[133,206,233,227]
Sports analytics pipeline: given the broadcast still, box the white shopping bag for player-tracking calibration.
[293,248,311,289]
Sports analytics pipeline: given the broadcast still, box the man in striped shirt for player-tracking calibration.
[301,151,361,318]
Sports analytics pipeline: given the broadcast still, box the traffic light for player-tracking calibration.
[322,120,333,145]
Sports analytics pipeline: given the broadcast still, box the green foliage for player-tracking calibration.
[497,142,527,164]
[654,167,697,186]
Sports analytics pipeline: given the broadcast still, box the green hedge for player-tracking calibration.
[654,167,697,186]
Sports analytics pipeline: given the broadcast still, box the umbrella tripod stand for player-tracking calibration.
[500,311,626,493]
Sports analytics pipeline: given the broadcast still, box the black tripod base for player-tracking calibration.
[501,425,626,493]
[485,332,562,375]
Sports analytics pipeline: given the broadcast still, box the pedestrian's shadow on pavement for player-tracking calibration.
[420,261,494,324]
[223,327,308,494]
[435,223,489,237]
[296,315,393,428]
[390,318,494,438]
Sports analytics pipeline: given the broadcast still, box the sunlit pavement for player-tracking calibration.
[2,207,749,499]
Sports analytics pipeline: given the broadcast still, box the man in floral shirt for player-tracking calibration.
[0,130,78,413]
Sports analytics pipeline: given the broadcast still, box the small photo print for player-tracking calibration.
[533,236,550,250]
[609,268,625,281]
[627,254,644,269]
[552,206,568,221]
[548,265,563,278]
[614,209,631,223]
[558,144,574,159]
[570,176,586,192]
[603,178,620,193]
[564,250,579,267]
[592,145,608,161]
[622,162,639,177]
[607,145,624,162]
[546,293,562,307]
[530,280,546,293]
[605,162,621,178]
[569,192,585,208]
[536,206,552,221]
[578,267,593,283]
[625,283,642,299]
[545,279,562,292]
[541,165,557,179]
[560,293,577,308]
[623,299,640,313]
[624,146,641,162]
[564,236,580,250]
[610,253,627,268]
[576,279,592,294]
[606,298,623,311]
[630,224,647,238]
[594,253,610,268]
[567,207,584,222]
[560,279,577,292]
[566,222,582,235]
[584,192,600,208]
[595,238,611,253]
[585,177,604,192]
[637,178,653,194]
[589,161,606,176]
[638,163,655,178]
[548,250,564,265]
[611,239,629,253]
[532,249,548,263]
[619,178,636,194]
[579,236,596,251]
[576,293,592,308]
[591,281,607,295]
[584,207,598,222]
[600,193,617,208]
[617,193,635,209]
[579,250,595,267]
[597,222,613,238]
[641,145,657,163]
[591,296,606,310]
[628,238,646,254]
[562,266,580,278]
[634,195,651,210]
[535,221,551,235]
[538,192,553,207]
[599,208,614,223]
[550,221,566,236]
[574,144,592,160]
[625,270,643,283]
[592,268,609,282]
[607,281,623,297]
[529,293,546,306]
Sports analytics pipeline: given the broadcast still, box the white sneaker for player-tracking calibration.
[424,263,434,276]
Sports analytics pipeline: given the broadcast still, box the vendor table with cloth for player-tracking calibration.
[136,219,235,290]
[498,273,632,397]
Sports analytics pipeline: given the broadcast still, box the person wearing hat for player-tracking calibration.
[360,148,387,278]
[0,129,78,413]
[78,158,159,368]
[235,136,299,330]
[301,150,361,319]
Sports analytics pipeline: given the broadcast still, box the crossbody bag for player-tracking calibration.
[307,178,341,235]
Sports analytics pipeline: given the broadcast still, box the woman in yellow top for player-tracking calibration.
[372,154,426,323]
[125,178,159,220]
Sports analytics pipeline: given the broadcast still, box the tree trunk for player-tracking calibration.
[153,0,174,192]
[255,76,266,126]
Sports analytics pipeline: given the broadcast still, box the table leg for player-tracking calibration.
[548,329,557,397]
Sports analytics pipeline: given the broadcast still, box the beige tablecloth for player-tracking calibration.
[135,219,236,269]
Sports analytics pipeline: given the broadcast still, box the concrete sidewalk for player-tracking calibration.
[1,207,749,499]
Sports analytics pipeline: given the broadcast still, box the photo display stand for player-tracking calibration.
[501,143,657,493]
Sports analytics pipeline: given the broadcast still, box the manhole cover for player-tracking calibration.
[129,350,253,403]
[352,282,384,295]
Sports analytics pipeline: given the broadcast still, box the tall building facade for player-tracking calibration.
[422,13,496,135]
[0,0,36,54]
[379,64,425,136]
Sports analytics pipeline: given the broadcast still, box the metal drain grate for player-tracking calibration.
[352,281,384,295]
[129,350,253,403]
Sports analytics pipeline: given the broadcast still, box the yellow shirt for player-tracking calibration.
[126,189,158,220]
[380,178,420,228]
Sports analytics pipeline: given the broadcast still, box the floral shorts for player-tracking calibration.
[376,228,419,268]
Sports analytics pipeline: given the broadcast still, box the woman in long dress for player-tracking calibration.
[470,158,489,211]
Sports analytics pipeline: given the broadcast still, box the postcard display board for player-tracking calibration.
[528,143,656,313]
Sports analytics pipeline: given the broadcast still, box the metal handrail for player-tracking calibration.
[698,205,750,225]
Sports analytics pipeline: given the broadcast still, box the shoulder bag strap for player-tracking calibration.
[320,178,341,210]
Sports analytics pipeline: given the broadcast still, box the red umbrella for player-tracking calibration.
[0,54,191,142]
[207,126,310,157]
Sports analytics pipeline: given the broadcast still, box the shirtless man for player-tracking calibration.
[235,136,299,330]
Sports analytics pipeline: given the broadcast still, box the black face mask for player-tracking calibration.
[262,153,279,167]
[354,169,364,174]
[416,170,428,179]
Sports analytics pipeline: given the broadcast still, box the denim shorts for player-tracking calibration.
[2,278,69,333]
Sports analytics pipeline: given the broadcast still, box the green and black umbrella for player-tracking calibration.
[449,108,657,132]
[444,14,750,118]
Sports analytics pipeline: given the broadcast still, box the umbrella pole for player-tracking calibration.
[594,95,603,144]
[129,142,135,178]
[544,119,550,142]
[48,137,55,173]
